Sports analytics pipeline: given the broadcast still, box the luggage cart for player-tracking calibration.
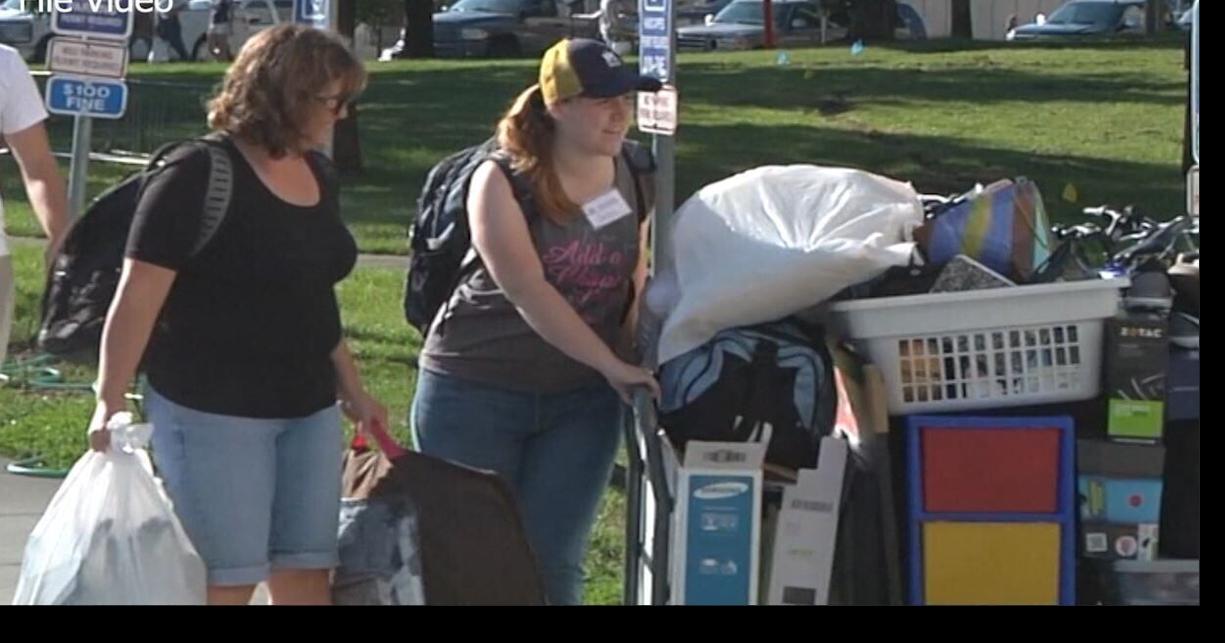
[622,389,675,605]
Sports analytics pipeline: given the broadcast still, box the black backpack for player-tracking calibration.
[37,135,235,359]
[657,318,839,471]
[403,138,655,335]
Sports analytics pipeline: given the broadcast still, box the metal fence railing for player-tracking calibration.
[31,71,216,163]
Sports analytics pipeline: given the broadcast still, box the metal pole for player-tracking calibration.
[644,2,676,594]
[652,0,678,275]
[68,115,93,219]
[622,410,644,604]
[627,0,678,607]
[1191,0,1198,164]
[651,137,675,268]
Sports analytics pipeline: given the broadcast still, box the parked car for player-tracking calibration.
[0,0,51,62]
[1175,6,1193,30]
[174,0,291,62]
[1009,0,1147,42]
[676,0,849,52]
[622,0,921,50]
[382,0,598,59]
[0,0,289,63]
[589,0,734,49]
[677,0,737,27]
[0,0,154,62]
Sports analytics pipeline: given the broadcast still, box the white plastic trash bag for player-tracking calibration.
[648,165,924,364]
[12,414,207,605]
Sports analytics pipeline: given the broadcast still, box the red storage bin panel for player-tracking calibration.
[922,426,1061,513]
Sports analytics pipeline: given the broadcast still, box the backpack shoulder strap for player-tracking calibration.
[620,139,655,224]
[621,138,657,174]
[446,151,533,285]
[485,150,537,219]
[190,137,235,258]
[304,147,340,190]
[145,134,235,259]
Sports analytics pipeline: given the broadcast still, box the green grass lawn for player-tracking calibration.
[0,244,421,463]
[4,37,1189,251]
[0,37,1191,604]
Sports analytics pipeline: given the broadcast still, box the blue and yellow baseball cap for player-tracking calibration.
[539,38,663,105]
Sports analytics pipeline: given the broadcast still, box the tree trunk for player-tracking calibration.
[404,0,436,58]
[339,0,357,40]
[333,105,364,175]
[333,0,363,174]
[848,0,899,42]
[951,0,972,39]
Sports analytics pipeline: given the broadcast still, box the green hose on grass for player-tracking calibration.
[5,456,70,479]
[2,354,142,479]
[0,353,95,392]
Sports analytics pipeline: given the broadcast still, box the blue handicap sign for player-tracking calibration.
[639,0,672,81]
[52,1,133,40]
[295,0,331,28]
[46,76,129,120]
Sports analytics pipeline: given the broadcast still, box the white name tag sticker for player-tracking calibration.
[582,188,633,230]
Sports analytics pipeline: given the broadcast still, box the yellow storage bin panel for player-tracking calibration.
[923,521,1061,605]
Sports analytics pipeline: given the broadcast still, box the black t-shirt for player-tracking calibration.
[126,138,358,418]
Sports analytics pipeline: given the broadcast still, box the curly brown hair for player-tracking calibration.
[207,24,367,158]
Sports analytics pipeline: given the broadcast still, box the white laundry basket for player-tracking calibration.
[827,279,1129,415]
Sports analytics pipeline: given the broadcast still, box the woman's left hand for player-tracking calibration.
[341,390,390,440]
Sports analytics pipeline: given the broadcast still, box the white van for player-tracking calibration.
[151,0,290,62]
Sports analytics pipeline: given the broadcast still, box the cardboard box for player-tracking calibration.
[1110,559,1199,605]
[1080,522,1160,561]
[1077,439,1164,561]
[671,439,767,605]
[1105,315,1169,441]
[765,437,848,605]
[1167,346,1199,422]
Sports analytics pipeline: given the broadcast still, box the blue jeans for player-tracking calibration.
[410,369,622,605]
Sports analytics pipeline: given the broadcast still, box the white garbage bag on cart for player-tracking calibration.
[646,165,925,364]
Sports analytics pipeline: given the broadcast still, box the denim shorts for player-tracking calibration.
[144,385,344,586]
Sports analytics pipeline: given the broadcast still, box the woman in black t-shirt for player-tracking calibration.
[87,25,386,606]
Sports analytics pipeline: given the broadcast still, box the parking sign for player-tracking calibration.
[638,85,678,136]
[48,38,129,79]
[639,0,672,82]
[295,0,331,29]
[52,1,133,41]
[46,76,129,120]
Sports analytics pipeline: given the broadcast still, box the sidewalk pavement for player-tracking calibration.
[0,458,59,603]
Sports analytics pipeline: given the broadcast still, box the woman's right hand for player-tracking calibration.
[599,358,661,405]
[87,398,124,453]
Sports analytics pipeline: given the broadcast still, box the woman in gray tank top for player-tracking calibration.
[412,38,663,605]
